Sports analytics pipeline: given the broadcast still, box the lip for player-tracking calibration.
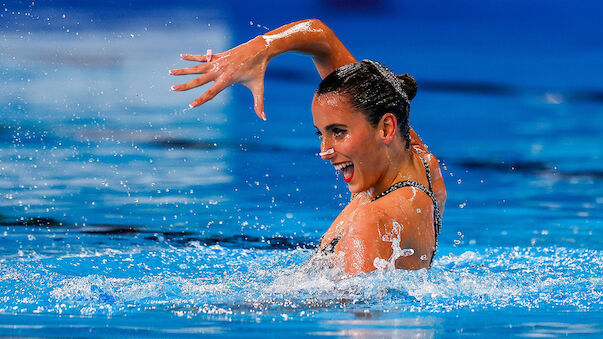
[343,169,353,183]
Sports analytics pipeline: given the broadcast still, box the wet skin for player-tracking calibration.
[313,93,446,274]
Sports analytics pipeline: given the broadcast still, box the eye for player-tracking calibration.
[332,128,346,137]
[315,130,323,139]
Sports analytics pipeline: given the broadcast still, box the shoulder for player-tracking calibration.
[349,201,392,232]
[370,188,435,245]
[338,203,386,273]
[345,198,414,247]
[372,186,430,218]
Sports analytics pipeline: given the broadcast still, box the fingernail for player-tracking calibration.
[189,104,194,108]
[171,86,176,91]
[180,53,186,58]
[169,70,174,75]
[261,112,267,121]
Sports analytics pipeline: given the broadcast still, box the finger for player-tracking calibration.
[190,81,228,108]
[180,53,209,62]
[244,80,266,121]
[171,73,214,91]
[252,85,266,121]
[169,63,211,76]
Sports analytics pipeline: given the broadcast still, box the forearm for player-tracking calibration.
[169,19,355,116]
[258,19,356,78]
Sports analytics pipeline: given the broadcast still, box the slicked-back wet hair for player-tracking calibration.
[315,60,417,148]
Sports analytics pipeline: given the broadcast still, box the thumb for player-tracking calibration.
[253,88,266,121]
[244,78,266,121]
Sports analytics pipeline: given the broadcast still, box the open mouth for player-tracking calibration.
[334,161,354,183]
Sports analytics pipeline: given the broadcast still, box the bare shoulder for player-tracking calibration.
[338,202,388,273]
[339,192,435,273]
[349,201,392,231]
[370,188,435,246]
[348,197,414,243]
[371,186,431,219]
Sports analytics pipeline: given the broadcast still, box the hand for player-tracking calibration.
[170,37,269,120]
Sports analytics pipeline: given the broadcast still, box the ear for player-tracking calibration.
[378,113,398,145]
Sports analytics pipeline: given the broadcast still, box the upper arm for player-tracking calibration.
[340,195,434,273]
[409,127,447,215]
[338,207,386,274]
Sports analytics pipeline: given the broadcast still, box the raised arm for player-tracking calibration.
[170,19,356,119]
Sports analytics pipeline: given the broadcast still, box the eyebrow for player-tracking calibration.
[313,123,347,132]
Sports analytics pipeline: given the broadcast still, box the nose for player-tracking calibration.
[319,138,336,160]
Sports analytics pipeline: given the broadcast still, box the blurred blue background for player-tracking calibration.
[2,0,601,243]
[1,1,602,337]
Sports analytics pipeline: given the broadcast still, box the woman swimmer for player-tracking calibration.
[170,19,446,274]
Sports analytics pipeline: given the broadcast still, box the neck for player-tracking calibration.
[368,144,414,199]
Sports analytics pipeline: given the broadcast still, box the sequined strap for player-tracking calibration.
[372,179,442,239]
[370,155,442,261]
[419,156,434,193]
[350,155,441,237]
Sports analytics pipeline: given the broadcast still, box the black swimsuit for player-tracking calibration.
[319,155,442,259]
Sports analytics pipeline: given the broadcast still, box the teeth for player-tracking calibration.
[334,162,353,171]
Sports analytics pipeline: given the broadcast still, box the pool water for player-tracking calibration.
[1,1,602,337]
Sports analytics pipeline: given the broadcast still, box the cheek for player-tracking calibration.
[335,134,357,151]
[342,132,374,154]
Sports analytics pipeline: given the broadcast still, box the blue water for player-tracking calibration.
[1,1,602,337]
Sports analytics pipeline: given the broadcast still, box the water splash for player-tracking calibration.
[373,221,414,271]
[1,245,602,319]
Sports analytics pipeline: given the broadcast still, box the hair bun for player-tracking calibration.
[396,73,417,101]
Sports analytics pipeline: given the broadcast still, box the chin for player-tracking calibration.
[347,181,366,194]
[347,186,361,194]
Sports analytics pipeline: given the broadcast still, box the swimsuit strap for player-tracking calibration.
[372,179,442,239]
[419,155,434,193]
[319,235,340,254]
[333,155,442,258]
[349,156,431,201]
[371,155,442,260]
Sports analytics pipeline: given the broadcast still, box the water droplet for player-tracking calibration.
[457,179,462,184]
[416,208,421,213]
[400,248,414,257]
[454,239,461,245]
[420,254,428,261]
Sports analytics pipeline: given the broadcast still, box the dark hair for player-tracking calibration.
[315,60,417,148]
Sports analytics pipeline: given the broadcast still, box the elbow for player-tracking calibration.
[306,18,326,28]
[305,19,333,35]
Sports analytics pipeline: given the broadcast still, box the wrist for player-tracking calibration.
[253,34,280,61]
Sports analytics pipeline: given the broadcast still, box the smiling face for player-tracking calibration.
[312,92,390,193]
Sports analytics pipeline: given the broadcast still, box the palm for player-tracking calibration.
[170,39,268,120]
